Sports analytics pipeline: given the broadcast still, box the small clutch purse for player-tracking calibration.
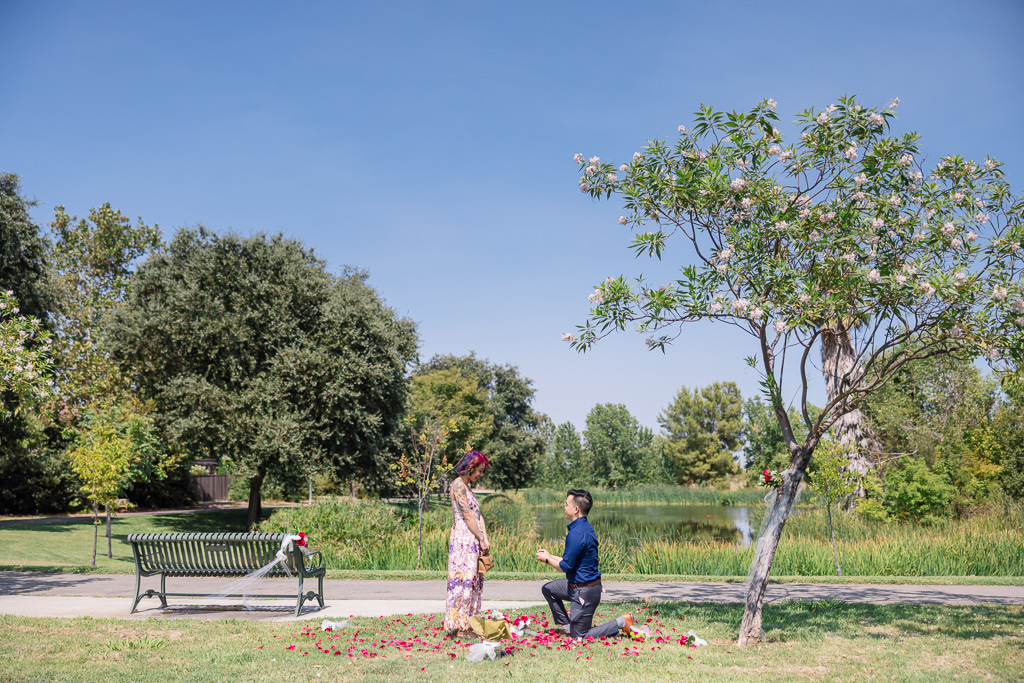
[478,552,494,573]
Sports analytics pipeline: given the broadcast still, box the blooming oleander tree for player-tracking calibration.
[568,96,1024,645]
[0,290,53,418]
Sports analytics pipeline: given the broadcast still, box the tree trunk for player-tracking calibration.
[737,451,809,646]
[827,501,842,576]
[246,471,265,531]
[91,500,99,567]
[417,492,425,570]
[821,324,883,505]
[106,508,112,559]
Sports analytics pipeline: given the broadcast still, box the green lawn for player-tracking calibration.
[1,601,1021,681]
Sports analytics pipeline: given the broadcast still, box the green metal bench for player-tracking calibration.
[127,532,325,617]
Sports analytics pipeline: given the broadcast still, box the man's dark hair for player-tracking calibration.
[567,489,593,517]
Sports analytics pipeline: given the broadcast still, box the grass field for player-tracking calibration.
[1,601,1022,681]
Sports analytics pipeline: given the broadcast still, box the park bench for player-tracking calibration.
[127,532,325,616]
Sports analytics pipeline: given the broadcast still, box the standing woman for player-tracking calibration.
[444,450,491,637]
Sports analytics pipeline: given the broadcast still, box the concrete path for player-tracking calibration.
[1,572,1021,623]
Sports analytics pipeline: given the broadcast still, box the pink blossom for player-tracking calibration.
[769,145,781,156]
[854,173,868,186]
[716,263,728,274]
[775,221,788,231]
[985,159,997,170]
[766,98,778,111]
[941,222,956,236]
[809,230,821,242]
[709,301,723,313]
[826,104,838,113]
[888,195,901,206]
[816,112,829,125]
[633,152,643,162]
[799,293,811,303]
[871,218,884,230]
[800,208,811,219]
[975,213,989,223]
[921,282,936,297]
[731,299,750,314]
[619,164,628,171]
[966,231,979,242]
[717,247,733,261]
[822,211,835,223]
[888,98,900,109]
[911,171,923,182]
[589,156,600,165]
[561,333,574,342]
[870,113,884,126]
[951,238,963,249]
[895,274,908,286]
[678,125,687,134]
[588,288,606,304]
[993,286,1008,301]
[899,154,914,166]
[779,150,793,161]
[952,191,965,203]
[844,145,858,161]
[954,272,968,284]
[844,253,856,265]
[950,325,963,338]
[731,178,746,191]
[750,307,764,321]
[585,166,595,177]
[852,191,866,201]
[866,235,880,246]
[1012,299,1024,313]
[906,264,918,276]
[740,197,753,209]
[579,182,590,193]
[574,153,584,164]
[618,216,628,225]
[773,320,787,333]
[606,173,617,182]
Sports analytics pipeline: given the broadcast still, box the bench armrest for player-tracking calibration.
[303,550,324,571]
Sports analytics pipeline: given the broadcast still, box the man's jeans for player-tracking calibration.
[541,579,622,639]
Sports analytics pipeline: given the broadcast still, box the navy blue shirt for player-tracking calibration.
[559,517,601,584]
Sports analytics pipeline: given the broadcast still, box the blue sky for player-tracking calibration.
[3,1,1022,432]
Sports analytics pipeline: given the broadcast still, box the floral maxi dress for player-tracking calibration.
[445,478,484,632]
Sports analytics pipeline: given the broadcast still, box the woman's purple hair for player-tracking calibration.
[455,450,490,476]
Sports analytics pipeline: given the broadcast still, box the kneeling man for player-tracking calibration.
[536,489,632,640]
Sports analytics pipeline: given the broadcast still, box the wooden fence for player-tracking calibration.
[194,475,231,502]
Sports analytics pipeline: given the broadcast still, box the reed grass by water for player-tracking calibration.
[261,491,1024,577]
[521,485,766,507]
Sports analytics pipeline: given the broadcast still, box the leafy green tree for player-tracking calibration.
[392,418,456,568]
[407,367,493,461]
[566,96,1023,644]
[109,228,418,529]
[68,400,169,563]
[659,382,742,483]
[415,353,547,490]
[582,403,658,487]
[538,420,583,489]
[46,203,162,414]
[806,439,859,576]
[0,173,74,514]
[993,374,1024,499]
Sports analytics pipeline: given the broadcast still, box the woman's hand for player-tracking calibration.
[480,537,490,554]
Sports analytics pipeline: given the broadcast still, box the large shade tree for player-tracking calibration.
[414,353,547,490]
[568,96,1023,645]
[109,228,418,529]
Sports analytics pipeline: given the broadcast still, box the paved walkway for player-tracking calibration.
[1,572,1021,623]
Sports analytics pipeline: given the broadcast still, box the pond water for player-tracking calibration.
[533,504,755,547]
